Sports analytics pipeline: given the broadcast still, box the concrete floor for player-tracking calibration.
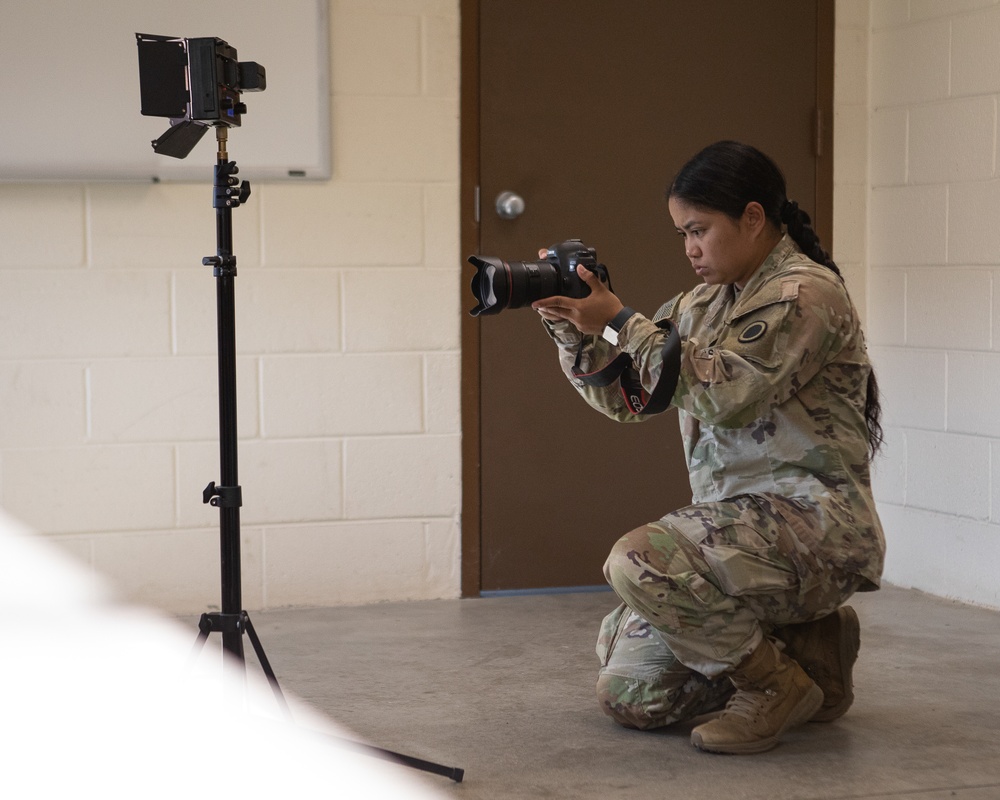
[231,585,1000,799]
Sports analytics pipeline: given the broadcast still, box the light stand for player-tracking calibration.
[190,128,463,783]
[191,126,288,710]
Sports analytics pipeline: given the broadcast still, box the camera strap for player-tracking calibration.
[571,319,681,415]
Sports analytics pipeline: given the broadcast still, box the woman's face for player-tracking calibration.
[667,197,764,289]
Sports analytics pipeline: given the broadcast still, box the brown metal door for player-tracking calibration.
[463,1,833,593]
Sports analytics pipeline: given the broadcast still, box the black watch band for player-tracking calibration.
[602,306,637,346]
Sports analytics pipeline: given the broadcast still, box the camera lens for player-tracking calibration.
[468,257,561,316]
[469,257,507,316]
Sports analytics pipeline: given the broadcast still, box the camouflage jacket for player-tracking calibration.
[544,235,885,588]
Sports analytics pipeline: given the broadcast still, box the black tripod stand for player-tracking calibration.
[192,127,463,783]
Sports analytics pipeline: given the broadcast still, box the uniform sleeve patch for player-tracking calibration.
[780,279,800,302]
[653,292,684,323]
[738,320,768,343]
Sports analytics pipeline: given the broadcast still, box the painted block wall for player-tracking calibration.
[834,0,872,317]
[0,0,462,613]
[865,0,1000,609]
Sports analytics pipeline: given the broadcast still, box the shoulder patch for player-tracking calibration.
[653,292,684,323]
[780,279,800,302]
[738,320,768,343]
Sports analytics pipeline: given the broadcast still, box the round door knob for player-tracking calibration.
[495,191,525,219]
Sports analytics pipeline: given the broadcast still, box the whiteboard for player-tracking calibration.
[0,0,330,182]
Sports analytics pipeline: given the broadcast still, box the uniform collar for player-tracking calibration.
[730,234,799,306]
[698,235,801,328]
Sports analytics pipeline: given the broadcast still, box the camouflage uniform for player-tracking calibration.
[544,235,885,729]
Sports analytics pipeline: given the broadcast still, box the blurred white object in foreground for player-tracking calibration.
[0,508,446,799]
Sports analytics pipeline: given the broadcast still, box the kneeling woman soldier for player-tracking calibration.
[533,141,885,754]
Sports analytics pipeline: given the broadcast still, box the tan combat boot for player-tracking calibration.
[690,638,823,754]
[774,606,860,722]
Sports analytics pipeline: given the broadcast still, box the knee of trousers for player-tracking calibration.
[595,670,734,731]
[595,672,663,731]
[603,528,709,635]
[603,532,645,595]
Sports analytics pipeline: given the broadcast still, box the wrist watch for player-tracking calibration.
[602,306,636,346]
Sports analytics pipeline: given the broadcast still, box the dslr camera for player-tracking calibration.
[136,33,266,159]
[468,239,609,316]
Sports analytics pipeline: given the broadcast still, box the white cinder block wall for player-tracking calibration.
[860,0,1000,609]
[834,1,871,316]
[0,0,462,614]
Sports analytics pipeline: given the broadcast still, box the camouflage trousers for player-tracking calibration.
[596,495,864,730]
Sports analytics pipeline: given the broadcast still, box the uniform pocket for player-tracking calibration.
[721,278,799,370]
[699,522,799,596]
[723,300,794,370]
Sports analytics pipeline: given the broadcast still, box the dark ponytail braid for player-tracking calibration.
[668,140,883,459]
[780,200,840,276]
[777,197,883,457]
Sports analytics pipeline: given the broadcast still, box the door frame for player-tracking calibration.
[458,0,835,597]
[459,0,482,597]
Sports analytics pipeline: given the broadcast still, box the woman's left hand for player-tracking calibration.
[532,263,624,336]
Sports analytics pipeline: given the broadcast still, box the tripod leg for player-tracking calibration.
[354,743,466,783]
[239,613,463,781]
[188,614,214,668]
[242,612,291,718]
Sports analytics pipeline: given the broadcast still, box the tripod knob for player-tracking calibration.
[226,180,251,206]
[203,480,243,507]
[202,255,237,276]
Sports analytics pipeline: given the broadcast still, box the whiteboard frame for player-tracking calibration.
[0,0,330,183]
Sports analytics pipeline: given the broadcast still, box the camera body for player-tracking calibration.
[468,239,608,317]
[136,33,266,158]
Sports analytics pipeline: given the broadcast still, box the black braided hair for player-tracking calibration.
[667,140,882,458]
[779,199,839,275]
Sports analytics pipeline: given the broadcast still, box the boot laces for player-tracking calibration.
[720,687,774,723]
